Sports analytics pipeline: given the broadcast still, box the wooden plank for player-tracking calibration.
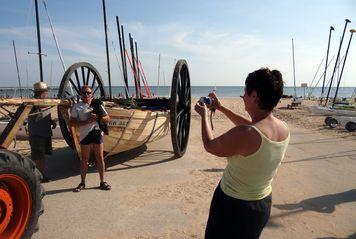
[104,111,135,157]
[0,104,32,148]
[0,98,71,107]
[70,126,81,159]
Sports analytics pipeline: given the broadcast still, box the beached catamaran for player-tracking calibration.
[309,20,355,116]
[0,1,191,238]
[308,19,356,131]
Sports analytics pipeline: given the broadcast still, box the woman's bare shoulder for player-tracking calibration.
[255,117,289,142]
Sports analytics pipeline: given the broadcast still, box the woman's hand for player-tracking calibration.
[88,113,98,123]
[51,120,57,129]
[208,92,222,110]
[195,101,208,117]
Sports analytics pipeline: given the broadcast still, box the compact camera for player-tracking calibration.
[199,96,213,105]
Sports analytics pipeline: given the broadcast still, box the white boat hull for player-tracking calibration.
[309,106,356,117]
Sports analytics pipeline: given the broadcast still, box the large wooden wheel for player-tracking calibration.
[170,59,191,158]
[57,62,106,148]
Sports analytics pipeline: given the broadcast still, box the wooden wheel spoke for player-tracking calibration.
[68,78,80,95]
[179,114,187,148]
[85,67,91,85]
[179,71,185,102]
[181,69,187,100]
[184,69,190,101]
[91,75,97,89]
[177,76,184,105]
[185,98,191,108]
[74,69,81,90]
[93,85,100,95]
[176,108,185,119]
[81,66,86,86]
[177,115,185,149]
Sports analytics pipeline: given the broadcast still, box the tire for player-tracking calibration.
[324,116,332,125]
[327,118,338,128]
[345,122,356,132]
[0,149,45,239]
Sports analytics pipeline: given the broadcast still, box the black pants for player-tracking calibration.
[205,184,271,239]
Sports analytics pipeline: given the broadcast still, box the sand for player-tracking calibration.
[6,98,355,238]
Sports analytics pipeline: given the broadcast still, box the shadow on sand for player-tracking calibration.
[274,189,356,214]
[266,189,356,229]
[44,145,176,195]
[315,232,356,239]
[282,150,356,164]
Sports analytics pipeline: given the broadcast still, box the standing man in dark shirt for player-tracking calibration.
[28,82,56,183]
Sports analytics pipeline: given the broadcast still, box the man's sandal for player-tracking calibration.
[99,182,111,190]
[73,182,85,192]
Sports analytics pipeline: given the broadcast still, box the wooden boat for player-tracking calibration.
[0,60,191,160]
[0,58,189,158]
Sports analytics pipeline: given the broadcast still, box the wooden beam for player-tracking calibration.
[0,98,71,107]
[0,104,32,149]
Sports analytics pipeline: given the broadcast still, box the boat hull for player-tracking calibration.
[71,107,170,157]
[309,106,356,117]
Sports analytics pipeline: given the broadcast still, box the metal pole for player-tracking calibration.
[34,0,43,82]
[332,29,355,107]
[102,0,111,99]
[325,19,351,106]
[115,17,129,98]
[320,26,334,104]
[135,41,141,93]
[121,25,129,96]
[129,34,139,98]
[12,40,23,98]
[292,38,297,98]
[157,53,161,96]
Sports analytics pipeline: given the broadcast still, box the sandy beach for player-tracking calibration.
[8,98,356,239]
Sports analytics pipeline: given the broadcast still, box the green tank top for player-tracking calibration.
[220,125,290,201]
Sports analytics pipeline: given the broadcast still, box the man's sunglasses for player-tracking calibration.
[81,91,92,95]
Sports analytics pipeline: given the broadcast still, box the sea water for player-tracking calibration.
[0,86,354,99]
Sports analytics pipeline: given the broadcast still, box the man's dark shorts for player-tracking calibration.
[80,129,103,145]
[29,136,52,161]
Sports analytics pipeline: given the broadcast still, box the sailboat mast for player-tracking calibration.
[157,53,160,96]
[34,0,43,82]
[292,38,297,98]
[102,0,112,99]
[12,40,23,98]
[325,19,351,106]
[321,26,334,103]
[332,29,355,107]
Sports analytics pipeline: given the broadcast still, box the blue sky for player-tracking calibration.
[0,0,355,88]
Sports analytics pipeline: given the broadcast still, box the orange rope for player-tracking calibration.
[125,49,142,98]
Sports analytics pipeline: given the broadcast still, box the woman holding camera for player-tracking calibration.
[195,68,290,239]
